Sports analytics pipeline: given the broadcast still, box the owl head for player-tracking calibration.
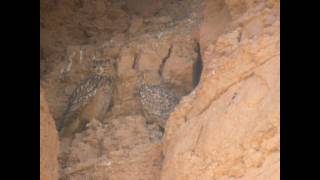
[92,58,117,78]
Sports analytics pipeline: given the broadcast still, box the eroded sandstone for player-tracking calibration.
[40,0,280,179]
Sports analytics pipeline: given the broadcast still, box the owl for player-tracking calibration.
[58,59,117,137]
[138,72,179,132]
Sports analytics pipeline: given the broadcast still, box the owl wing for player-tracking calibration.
[59,75,103,130]
[153,86,179,118]
[68,75,103,112]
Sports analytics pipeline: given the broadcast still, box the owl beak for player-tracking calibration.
[96,67,104,75]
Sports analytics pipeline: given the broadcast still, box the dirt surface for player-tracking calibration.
[40,0,279,179]
[40,86,60,180]
[59,116,163,180]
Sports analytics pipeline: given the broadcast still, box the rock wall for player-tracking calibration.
[50,3,202,178]
[161,0,279,180]
[59,116,163,180]
[40,0,280,179]
[40,86,59,180]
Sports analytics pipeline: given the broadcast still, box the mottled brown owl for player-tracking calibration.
[59,59,117,137]
[138,72,179,132]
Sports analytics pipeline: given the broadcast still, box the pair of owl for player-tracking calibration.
[58,59,117,137]
[59,59,180,138]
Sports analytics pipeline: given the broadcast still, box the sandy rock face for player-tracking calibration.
[125,0,163,17]
[40,86,59,180]
[162,40,198,92]
[41,0,279,179]
[161,1,279,180]
[59,116,163,180]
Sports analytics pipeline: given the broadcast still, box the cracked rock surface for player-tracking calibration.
[40,0,279,179]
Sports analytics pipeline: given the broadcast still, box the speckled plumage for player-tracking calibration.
[139,83,179,129]
[59,59,116,136]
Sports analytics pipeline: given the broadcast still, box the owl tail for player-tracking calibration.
[58,105,71,132]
